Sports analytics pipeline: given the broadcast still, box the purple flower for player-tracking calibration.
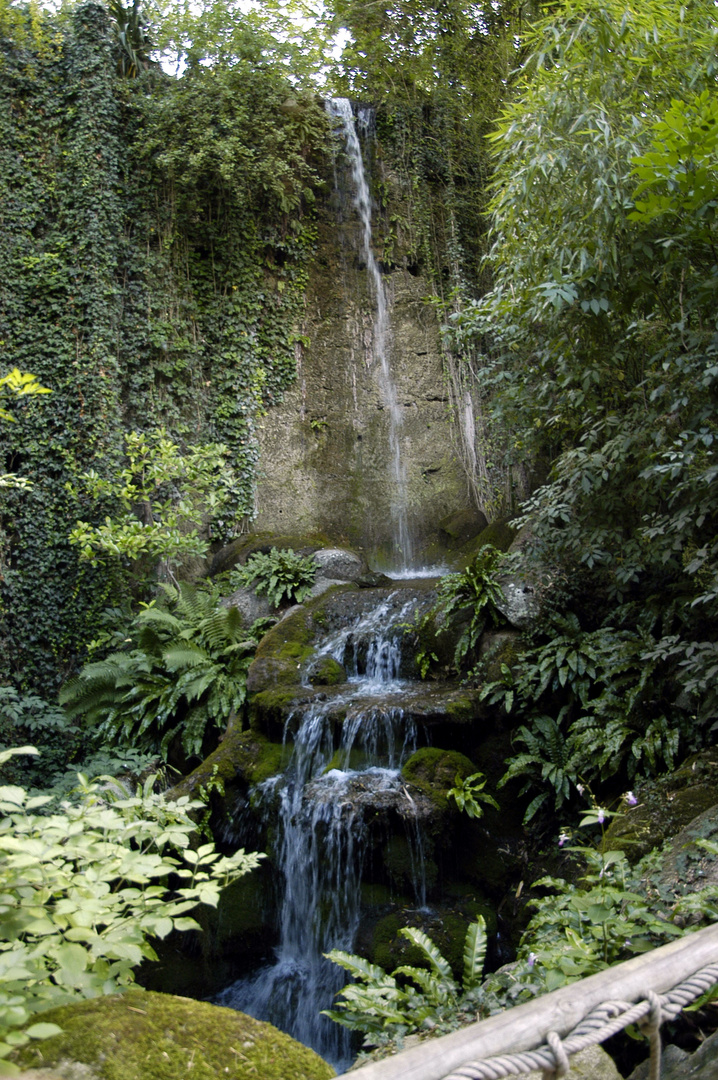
[576,783,585,795]
[558,832,569,847]
[625,791,638,806]
[527,952,537,969]
[597,808,606,824]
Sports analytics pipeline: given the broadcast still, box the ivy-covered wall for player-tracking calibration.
[0,2,325,694]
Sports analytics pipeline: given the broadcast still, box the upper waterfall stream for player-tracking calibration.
[326,98,414,571]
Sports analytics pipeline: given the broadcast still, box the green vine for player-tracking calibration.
[0,2,327,696]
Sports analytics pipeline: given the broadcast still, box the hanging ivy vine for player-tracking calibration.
[0,0,327,695]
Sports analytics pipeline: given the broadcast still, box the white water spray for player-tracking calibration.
[326,98,414,569]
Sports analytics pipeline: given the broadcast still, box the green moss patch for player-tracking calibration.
[14,989,334,1080]
[402,747,476,811]
[168,729,288,802]
[307,656,346,686]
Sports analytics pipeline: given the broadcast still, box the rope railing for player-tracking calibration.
[337,922,718,1080]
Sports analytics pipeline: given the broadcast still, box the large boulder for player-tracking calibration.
[526,1045,622,1080]
[13,989,335,1080]
[628,1029,718,1080]
[604,747,718,863]
[439,508,489,548]
[312,547,368,582]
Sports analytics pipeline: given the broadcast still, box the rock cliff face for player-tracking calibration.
[253,118,470,568]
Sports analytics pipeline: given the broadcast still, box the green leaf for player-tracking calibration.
[462,917,487,990]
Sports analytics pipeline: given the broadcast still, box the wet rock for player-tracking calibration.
[439,508,489,548]
[313,547,368,582]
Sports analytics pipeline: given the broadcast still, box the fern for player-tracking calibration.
[462,916,487,990]
[324,918,488,1045]
[60,582,265,761]
[498,714,578,823]
[230,548,317,608]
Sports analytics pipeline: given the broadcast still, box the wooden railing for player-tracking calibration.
[338,922,718,1080]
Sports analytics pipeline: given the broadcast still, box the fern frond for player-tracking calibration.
[324,950,397,985]
[398,928,452,980]
[462,916,487,990]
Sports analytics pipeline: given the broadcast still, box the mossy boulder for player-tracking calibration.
[460,521,517,562]
[401,747,476,812]
[13,989,334,1080]
[246,605,317,694]
[438,508,489,548]
[168,727,288,804]
[306,656,347,686]
[604,747,718,863]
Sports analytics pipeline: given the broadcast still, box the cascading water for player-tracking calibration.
[326,98,414,570]
[215,593,430,1071]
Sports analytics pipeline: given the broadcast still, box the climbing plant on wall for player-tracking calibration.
[0,0,328,700]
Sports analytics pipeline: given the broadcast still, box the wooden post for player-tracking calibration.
[338,922,718,1080]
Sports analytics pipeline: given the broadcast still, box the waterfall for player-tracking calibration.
[214,595,428,1071]
[326,97,414,569]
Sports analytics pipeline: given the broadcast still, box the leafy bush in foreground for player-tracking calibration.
[0,748,262,1074]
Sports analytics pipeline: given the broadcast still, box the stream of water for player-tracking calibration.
[214,592,430,1071]
[326,98,414,570]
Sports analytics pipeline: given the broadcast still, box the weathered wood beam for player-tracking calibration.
[339,922,718,1080]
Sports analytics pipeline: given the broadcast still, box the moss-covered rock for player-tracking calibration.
[401,747,476,811]
[246,606,317,695]
[460,521,517,562]
[167,727,288,804]
[604,747,718,863]
[13,989,334,1080]
[438,508,489,548]
[306,656,347,686]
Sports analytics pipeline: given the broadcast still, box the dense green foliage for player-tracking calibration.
[324,917,488,1045]
[69,429,235,578]
[435,0,718,823]
[230,547,318,609]
[60,583,262,760]
[0,747,261,1072]
[0,0,325,696]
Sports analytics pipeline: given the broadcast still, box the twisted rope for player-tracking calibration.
[442,960,718,1080]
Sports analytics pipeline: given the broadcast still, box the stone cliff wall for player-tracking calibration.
[253,150,471,568]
